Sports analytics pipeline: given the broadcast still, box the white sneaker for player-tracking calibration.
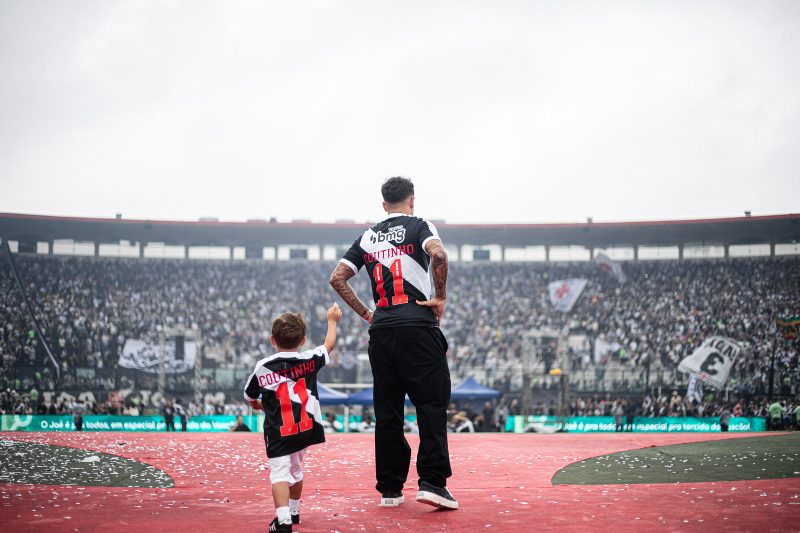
[379,491,405,507]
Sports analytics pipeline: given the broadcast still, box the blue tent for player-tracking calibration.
[346,387,375,406]
[346,387,412,406]
[317,383,349,406]
[450,377,501,402]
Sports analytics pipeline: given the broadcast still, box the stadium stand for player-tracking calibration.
[1,212,799,427]
[1,253,798,421]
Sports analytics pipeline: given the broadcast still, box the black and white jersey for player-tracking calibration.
[243,346,329,458]
[340,214,441,329]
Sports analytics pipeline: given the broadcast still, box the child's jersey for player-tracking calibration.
[243,345,329,458]
[339,213,441,329]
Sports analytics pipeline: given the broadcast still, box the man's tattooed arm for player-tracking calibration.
[427,239,448,300]
[417,239,448,322]
[329,263,373,322]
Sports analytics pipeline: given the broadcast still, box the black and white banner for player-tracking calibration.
[594,253,626,283]
[686,373,704,404]
[548,278,588,313]
[594,338,621,365]
[677,336,742,390]
[120,339,196,374]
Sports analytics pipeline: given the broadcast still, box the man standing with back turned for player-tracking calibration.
[330,176,457,510]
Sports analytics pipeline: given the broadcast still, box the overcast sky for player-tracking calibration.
[1,0,798,224]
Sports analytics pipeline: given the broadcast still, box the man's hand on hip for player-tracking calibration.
[416,297,445,323]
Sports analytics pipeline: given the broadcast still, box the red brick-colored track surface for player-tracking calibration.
[1,431,797,532]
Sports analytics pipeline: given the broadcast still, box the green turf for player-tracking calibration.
[0,439,174,487]
[552,433,800,485]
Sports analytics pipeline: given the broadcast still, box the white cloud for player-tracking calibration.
[1,0,798,223]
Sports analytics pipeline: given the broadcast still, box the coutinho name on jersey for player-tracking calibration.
[363,244,415,264]
[257,360,317,387]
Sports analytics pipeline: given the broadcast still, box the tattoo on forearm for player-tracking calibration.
[330,264,370,317]
[427,241,448,299]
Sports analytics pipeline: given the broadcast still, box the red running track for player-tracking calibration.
[0,431,797,532]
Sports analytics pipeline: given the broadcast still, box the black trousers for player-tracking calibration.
[368,326,452,493]
[165,417,175,431]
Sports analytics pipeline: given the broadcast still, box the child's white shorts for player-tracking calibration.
[268,449,305,484]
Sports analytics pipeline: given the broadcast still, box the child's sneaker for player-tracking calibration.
[269,516,292,532]
[416,481,458,510]
[379,490,404,507]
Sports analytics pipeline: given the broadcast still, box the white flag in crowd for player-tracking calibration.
[594,338,621,365]
[686,373,704,404]
[120,339,196,374]
[548,278,588,313]
[594,253,626,283]
[677,336,742,390]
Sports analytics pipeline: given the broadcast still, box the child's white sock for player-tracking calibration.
[289,499,300,514]
[276,506,291,524]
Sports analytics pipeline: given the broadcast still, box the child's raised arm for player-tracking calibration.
[324,303,342,354]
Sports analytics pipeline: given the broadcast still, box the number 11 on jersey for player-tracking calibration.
[276,378,313,436]
[373,259,408,307]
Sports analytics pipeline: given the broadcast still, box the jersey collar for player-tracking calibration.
[385,212,409,219]
[263,351,300,363]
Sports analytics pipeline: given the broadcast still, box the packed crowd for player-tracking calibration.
[0,255,373,392]
[0,385,251,417]
[1,254,799,401]
[445,258,800,397]
[565,392,799,421]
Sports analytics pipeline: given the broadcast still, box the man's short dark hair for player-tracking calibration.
[381,176,414,204]
[272,312,306,349]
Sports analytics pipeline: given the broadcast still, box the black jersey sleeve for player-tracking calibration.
[340,237,364,274]
[418,219,442,253]
[243,362,263,401]
[309,344,330,370]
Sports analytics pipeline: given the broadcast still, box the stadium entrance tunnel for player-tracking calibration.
[0,439,174,488]
[552,433,800,485]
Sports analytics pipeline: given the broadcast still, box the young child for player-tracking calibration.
[244,303,342,532]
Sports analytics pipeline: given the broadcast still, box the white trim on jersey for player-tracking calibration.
[420,236,440,255]
[244,390,259,401]
[420,219,441,255]
[360,229,432,300]
[260,345,329,366]
[339,257,359,275]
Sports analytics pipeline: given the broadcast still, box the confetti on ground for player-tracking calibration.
[0,431,797,532]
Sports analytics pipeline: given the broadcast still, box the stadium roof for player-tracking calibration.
[1,212,798,249]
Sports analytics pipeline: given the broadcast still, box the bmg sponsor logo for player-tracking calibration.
[370,226,406,244]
